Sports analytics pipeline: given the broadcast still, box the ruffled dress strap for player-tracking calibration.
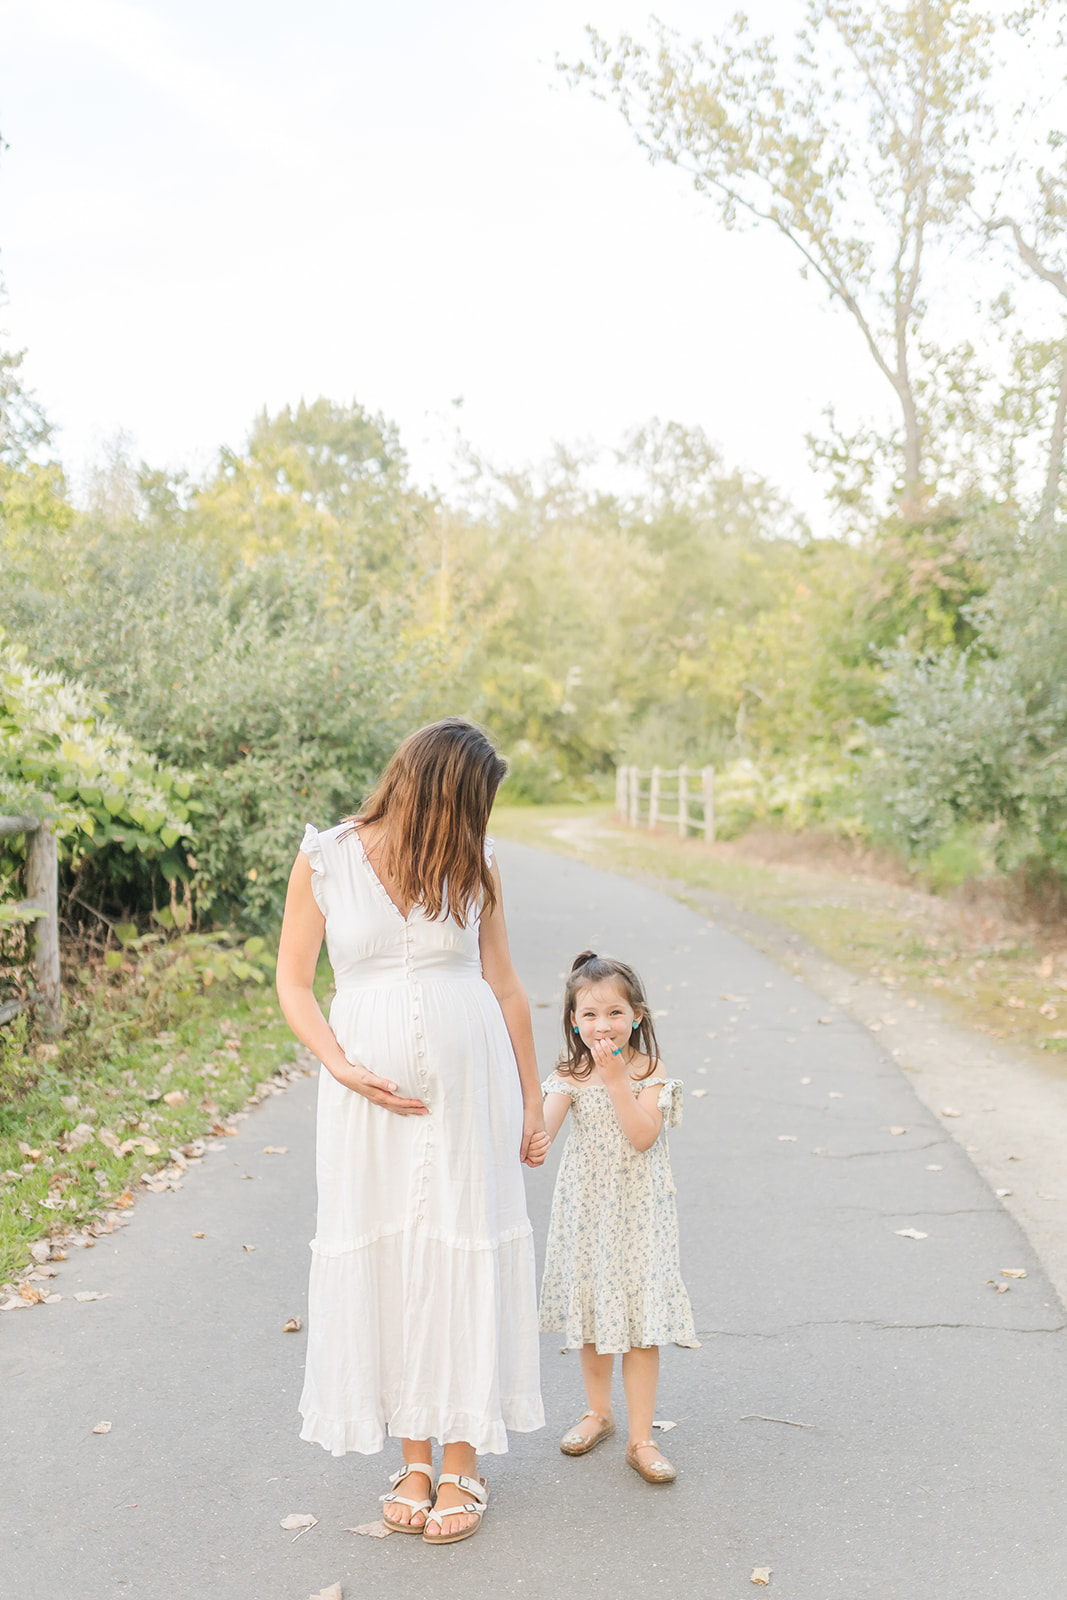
[542,1071,575,1099]
[629,1075,683,1127]
[300,822,328,914]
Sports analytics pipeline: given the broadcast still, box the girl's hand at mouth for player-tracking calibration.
[591,1034,630,1082]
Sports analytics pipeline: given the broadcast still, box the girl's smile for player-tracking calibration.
[571,980,642,1060]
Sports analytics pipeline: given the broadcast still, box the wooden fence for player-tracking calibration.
[0,813,61,1033]
[614,764,716,842]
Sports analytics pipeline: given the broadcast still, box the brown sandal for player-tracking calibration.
[626,1440,676,1483]
[561,1409,615,1456]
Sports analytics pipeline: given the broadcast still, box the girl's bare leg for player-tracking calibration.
[567,1342,616,1444]
[381,1437,432,1529]
[622,1345,663,1463]
[432,1440,481,1536]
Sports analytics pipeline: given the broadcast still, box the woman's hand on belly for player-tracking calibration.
[329,1056,429,1116]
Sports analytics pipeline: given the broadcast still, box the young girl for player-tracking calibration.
[539,950,698,1485]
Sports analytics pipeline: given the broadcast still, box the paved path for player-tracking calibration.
[4,842,1067,1599]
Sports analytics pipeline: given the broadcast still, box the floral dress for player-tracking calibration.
[538,1073,699,1354]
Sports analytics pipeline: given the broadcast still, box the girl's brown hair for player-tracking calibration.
[559,950,661,1082]
[342,718,507,928]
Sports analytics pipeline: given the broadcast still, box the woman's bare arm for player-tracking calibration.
[479,856,547,1165]
[275,853,428,1116]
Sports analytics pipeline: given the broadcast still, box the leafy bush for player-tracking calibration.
[2,542,413,923]
[0,636,195,913]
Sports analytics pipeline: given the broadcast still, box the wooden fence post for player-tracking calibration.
[628,766,639,828]
[615,764,627,819]
[649,766,661,830]
[677,765,689,838]
[702,765,716,844]
[25,819,61,1033]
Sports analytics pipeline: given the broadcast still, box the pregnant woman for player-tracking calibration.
[276,719,547,1545]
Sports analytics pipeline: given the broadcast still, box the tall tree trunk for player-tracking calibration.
[1041,337,1067,527]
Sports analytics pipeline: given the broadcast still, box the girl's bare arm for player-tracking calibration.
[543,1090,572,1142]
[275,853,428,1115]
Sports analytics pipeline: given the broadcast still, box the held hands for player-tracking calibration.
[521,1107,550,1167]
[331,1057,428,1116]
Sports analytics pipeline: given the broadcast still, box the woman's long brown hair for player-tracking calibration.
[341,718,507,928]
[559,950,661,1082]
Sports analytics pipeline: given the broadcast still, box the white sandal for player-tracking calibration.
[379,1461,435,1533]
[422,1472,489,1545]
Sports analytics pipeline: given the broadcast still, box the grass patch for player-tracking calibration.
[0,937,327,1285]
[491,804,1067,1060]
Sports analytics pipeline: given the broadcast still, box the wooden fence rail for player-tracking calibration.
[614,764,716,843]
[0,812,61,1033]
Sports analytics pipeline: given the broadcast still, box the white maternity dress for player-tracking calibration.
[297,822,544,1457]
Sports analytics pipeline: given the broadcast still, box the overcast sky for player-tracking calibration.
[0,0,898,524]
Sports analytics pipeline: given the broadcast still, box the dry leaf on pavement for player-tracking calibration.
[894,1229,928,1240]
[92,1421,112,1434]
[940,1106,962,1118]
[280,1513,318,1530]
[652,1419,677,1431]
[777,1135,797,1142]
[347,1521,394,1537]
[751,1568,772,1585]
[242,1244,256,1252]
[1001,1268,1027,1279]
[162,1090,187,1107]
[310,1584,344,1599]
[19,1283,43,1303]
[283,1316,304,1332]
[888,1126,907,1136]
[817,1016,832,1025]
[263,1146,288,1154]
[690,1089,709,1098]
[74,1291,111,1302]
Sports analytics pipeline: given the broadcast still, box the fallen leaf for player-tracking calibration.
[995,1189,1012,1198]
[114,1191,134,1208]
[309,1585,344,1599]
[777,1135,797,1142]
[895,1228,928,1240]
[19,1283,43,1303]
[42,1293,62,1304]
[1006,995,1026,1009]
[262,1145,288,1154]
[888,1126,907,1136]
[73,1291,111,1302]
[193,1231,206,1239]
[940,1107,962,1118]
[926,1163,943,1171]
[817,1016,832,1025]
[92,1420,112,1434]
[98,1129,122,1153]
[347,1521,394,1539]
[751,1569,772,1586]
[67,1124,95,1149]
[800,1076,812,1085]
[210,1123,238,1138]
[828,1091,844,1100]
[283,1316,304,1332]
[652,1419,677,1431]
[690,1089,709,1098]
[243,1244,256,1252]
[162,1090,187,1107]
[1001,1267,1027,1279]
[280,1513,318,1531]
[29,1240,50,1264]
[988,1281,1010,1293]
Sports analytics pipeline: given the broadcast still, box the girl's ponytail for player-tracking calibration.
[570,950,598,973]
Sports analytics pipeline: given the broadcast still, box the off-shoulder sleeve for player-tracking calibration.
[657,1078,684,1128]
[300,822,327,915]
[542,1072,574,1099]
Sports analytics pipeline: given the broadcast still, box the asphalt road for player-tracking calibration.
[4,840,1066,1599]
